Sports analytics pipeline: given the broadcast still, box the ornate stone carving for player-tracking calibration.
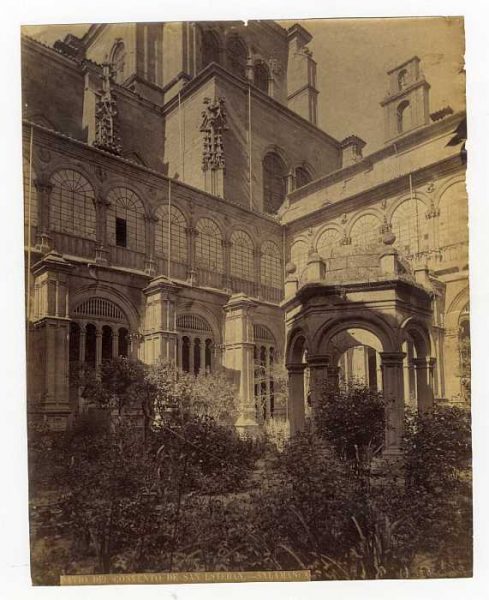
[200,97,228,171]
[268,58,282,75]
[93,63,121,155]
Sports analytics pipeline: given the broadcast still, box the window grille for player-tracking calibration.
[316,228,341,259]
[253,324,275,343]
[74,297,125,321]
[391,198,428,256]
[49,169,96,239]
[350,214,382,248]
[260,240,282,288]
[107,187,146,252]
[155,205,187,263]
[177,314,212,333]
[230,230,254,280]
[195,218,223,272]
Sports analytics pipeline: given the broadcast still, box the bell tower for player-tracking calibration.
[380,56,430,141]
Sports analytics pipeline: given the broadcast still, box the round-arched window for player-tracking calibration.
[263,152,287,214]
[391,198,428,257]
[254,61,269,93]
[49,169,96,239]
[107,187,146,253]
[350,214,382,248]
[155,205,188,264]
[316,228,341,259]
[195,218,223,272]
[226,35,247,79]
[110,40,127,84]
[261,240,282,289]
[230,230,254,281]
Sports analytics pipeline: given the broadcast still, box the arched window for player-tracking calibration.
[398,69,408,91]
[110,40,127,84]
[295,166,312,189]
[107,187,146,253]
[261,240,282,288]
[290,239,308,278]
[177,314,214,374]
[253,324,276,422]
[226,35,247,79]
[195,218,223,272]
[155,205,187,264]
[316,228,341,259]
[397,100,411,134]
[23,158,38,228]
[49,169,96,239]
[438,182,469,249]
[85,323,97,368]
[350,214,382,248]
[254,61,269,93]
[102,325,113,361]
[391,198,428,257]
[202,29,221,68]
[263,152,287,214]
[230,230,254,281]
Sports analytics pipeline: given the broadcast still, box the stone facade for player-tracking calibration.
[22,21,469,448]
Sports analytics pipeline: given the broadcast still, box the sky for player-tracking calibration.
[24,17,466,154]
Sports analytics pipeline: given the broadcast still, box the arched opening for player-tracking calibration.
[397,100,412,134]
[401,323,433,414]
[107,187,146,254]
[253,324,277,423]
[331,328,384,392]
[101,325,113,362]
[254,61,269,93]
[202,29,221,68]
[398,68,408,91]
[118,327,129,358]
[177,314,215,374]
[286,332,308,435]
[226,35,247,79]
[263,151,288,214]
[85,324,97,368]
[110,40,127,84]
[391,197,428,258]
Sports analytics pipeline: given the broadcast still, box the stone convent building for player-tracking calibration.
[22,21,469,452]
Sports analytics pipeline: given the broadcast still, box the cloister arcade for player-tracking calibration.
[285,284,435,453]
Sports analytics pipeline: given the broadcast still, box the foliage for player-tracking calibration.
[315,382,385,467]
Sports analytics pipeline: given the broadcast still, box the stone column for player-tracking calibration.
[79,325,86,363]
[287,363,306,436]
[413,357,435,415]
[144,214,158,276]
[34,178,53,254]
[95,195,110,265]
[95,328,103,367]
[142,276,180,364]
[380,351,406,453]
[222,293,258,434]
[307,354,330,422]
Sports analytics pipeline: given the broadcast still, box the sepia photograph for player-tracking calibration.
[18,11,473,588]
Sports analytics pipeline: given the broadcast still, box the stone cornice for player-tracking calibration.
[284,153,465,231]
[162,62,341,149]
[286,111,466,206]
[23,121,282,231]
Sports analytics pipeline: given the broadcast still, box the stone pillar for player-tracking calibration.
[222,293,258,433]
[253,248,262,299]
[142,276,180,364]
[30,251,73,429]
[306,354,330,421]
[413,357,435,415]
[287,363,306,436]
[34,178,53,254]
[95,195,110,265]
[79,326,86,363]
[144,214,157,276]
[95,328,103,367]
[380,351,406,453]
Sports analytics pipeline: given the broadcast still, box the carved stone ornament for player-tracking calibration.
[268,58,282,75]
[93,63,122,155]
[200,97,228,171]
[37,147,51,164]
